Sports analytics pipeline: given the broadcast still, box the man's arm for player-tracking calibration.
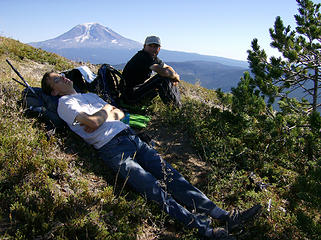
[75,104,125,133]
[150,63,180,84]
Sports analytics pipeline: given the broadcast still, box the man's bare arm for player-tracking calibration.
[75,104,125,133]
[150,64,180,83]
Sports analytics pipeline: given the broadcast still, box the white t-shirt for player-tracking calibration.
[57,93,128,149]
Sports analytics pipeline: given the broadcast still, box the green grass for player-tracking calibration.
[0,37,75,71]
[0,80,157,240]
[0,36,320,239]
[156,96,321,240]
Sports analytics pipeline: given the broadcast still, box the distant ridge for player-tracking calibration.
[28,23,247,67]
[115,60,247,92]
[28,23,249,91]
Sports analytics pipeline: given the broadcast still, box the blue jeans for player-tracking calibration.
[98,129,216,236]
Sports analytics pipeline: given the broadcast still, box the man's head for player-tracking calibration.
[143,36,161,58]
[41,71,75,96]
[144,36,161,46]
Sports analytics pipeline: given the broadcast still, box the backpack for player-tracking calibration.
[21,87,66,130]
[88,64,126,106]
[62,68,89,93]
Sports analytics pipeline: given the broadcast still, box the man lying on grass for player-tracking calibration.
[41,71,262,240]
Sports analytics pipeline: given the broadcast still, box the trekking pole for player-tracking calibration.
[12,77,27,87]
[6,59,45,114]
[6,59,38,97]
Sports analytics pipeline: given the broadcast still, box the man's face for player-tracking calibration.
[144,43,161,58]
[48,72,73,96]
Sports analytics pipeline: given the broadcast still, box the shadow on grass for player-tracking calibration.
[285,160,321,240]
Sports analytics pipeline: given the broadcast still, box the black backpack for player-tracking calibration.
[62,68,89,93]
[88,64,126,106]
[21,87,66,130]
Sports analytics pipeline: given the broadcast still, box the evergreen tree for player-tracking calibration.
[247,0,321,114]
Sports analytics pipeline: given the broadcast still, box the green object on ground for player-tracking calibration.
[121,113,150,128]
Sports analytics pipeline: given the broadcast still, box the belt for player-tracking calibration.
[113,128,132,139]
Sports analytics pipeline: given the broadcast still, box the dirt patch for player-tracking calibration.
[144,117,212,186]
[133,116,213,239]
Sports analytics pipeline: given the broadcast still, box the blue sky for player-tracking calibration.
[1,0,320,61]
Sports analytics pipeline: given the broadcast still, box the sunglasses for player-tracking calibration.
[53,73,65,83]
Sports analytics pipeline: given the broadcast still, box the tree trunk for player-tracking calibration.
[312,64,319,112]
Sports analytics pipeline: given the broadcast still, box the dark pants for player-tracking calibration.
[98,128,216,236]
[125,75,181,107]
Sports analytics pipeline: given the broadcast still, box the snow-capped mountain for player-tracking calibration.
[27,22,249,91]
[28,22,248,74]
[29,23,142,49]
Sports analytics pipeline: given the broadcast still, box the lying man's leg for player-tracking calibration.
[133,133,262,233]
[134,134,217,215]
[98,133,216,237]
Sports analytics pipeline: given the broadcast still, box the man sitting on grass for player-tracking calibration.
[122,36,181,107]
[41,70,262,240]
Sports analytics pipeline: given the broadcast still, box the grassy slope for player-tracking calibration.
[0,37,150,239]
[0,36,320,240]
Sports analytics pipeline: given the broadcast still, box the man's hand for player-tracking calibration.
[75,104,125,133]
[80,123,97,133]
[172,72,180,86]
[150,64,180,85]
[106,107,125,121]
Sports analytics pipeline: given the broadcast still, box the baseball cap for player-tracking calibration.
[144,36,161,46]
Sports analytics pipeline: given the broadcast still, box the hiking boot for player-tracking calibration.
[211,227,236,240]
[225,204,262,232]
